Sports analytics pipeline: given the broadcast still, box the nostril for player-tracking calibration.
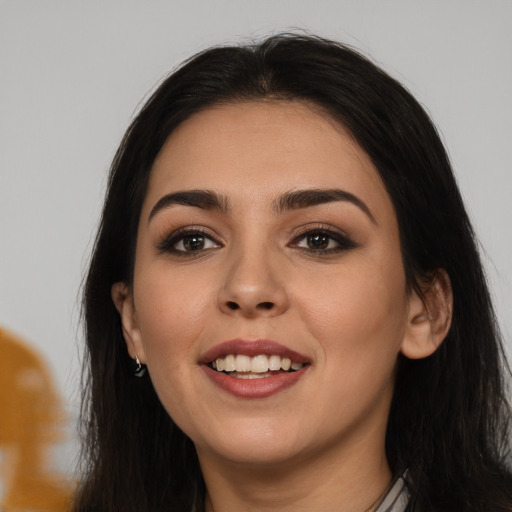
[258,302,274,310]
[227,301,239,310]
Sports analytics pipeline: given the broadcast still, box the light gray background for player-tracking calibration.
[1,0,511,477]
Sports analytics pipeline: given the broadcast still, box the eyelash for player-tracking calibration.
[157,225,357,257]
[157,228,222,256]
[290,225,358,255]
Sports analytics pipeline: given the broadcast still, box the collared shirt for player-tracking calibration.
[375,475,410,512]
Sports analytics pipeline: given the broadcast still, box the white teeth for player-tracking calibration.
[211,354,305,373]
[251,355,269,373]
[224,354,236,372]
[227,372,272,379]
[281,358,291,371]
[268,355,281,371]
[235,354,252,372]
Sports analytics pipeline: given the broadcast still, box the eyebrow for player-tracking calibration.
[148,190,229,222]
[274,188,376,223]
[148,187,375,224]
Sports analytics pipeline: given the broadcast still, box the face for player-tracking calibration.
[116,101,421,471]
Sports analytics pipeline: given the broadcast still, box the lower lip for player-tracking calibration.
[201,365,308,399]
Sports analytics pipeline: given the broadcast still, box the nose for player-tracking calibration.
[217,246,290,318]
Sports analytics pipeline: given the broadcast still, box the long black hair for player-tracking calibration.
[75,34,512,511]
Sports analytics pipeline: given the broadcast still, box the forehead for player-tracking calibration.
[144,101,393,218]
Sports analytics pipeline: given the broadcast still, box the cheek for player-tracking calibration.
[133,264,213,365]
[298,254,408,375]
[132,267,213,428]
[293,265,407,433]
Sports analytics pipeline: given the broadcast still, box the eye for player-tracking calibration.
[174,233,218,252]
[292,227,357,254]
[297,232,338,251]
[158,228,221,255]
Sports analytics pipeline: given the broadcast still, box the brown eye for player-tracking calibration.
[181,234,206,251]
[306,233,330,250]
[296,231,340,251]
[173,233,220,252]
[158,229,221,255]
[292,228,358,254]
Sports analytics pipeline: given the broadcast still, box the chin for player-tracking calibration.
[203,441,307,468]
[192,420,311,467]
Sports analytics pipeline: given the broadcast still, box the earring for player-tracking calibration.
[133,355,147,377]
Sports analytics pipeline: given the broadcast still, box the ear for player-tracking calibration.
[400,269,453,359]
[111,282,146,363]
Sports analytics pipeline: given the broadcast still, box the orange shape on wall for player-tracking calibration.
[0,327,74,511]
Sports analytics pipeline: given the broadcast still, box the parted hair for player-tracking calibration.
[74,34,512,511]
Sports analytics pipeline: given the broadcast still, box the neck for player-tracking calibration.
[199,427,392,512]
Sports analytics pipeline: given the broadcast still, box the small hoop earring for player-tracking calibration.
[133,355,146,377]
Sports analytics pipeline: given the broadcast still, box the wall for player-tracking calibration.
[1,0,511,489]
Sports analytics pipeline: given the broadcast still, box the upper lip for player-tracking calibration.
[199,339,310,365]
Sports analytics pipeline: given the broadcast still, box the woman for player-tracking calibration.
[74,34,512,511]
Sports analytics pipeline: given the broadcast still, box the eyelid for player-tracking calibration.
[289,223,358,252]
[290,223,351,240]
[156,226,223,254]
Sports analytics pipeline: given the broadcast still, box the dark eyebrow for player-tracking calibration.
[148,190,229,223]
[274,188,376,223]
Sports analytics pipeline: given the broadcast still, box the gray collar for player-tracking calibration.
[375,475,409,512]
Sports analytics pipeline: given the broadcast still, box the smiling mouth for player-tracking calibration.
[208,354,307,379]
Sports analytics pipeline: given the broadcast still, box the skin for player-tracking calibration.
[113,101,452,512]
